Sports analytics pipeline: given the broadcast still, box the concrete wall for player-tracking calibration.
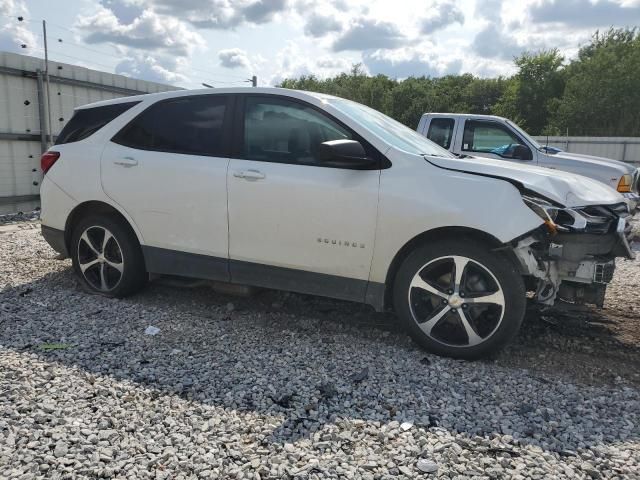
[0,52,180,198]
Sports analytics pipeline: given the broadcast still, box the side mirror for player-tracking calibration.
[318,140,377,169]
[508,144,532,161]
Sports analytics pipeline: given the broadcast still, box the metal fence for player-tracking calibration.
[533,136,640,167]
[0,52,179,198]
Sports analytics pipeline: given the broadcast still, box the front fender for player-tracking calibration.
[369,151,543,284]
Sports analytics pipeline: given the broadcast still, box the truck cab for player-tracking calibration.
[417,113,640,204]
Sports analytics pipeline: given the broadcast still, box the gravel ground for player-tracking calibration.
[0,208,40,225]
[1,222,639,479]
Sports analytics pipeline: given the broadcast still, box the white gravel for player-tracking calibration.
[1,223,639,479]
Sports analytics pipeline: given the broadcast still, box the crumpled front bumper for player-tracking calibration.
[511,216,634,307]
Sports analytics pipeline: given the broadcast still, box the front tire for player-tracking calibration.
[71,215,147,297]
[393,239,525,359]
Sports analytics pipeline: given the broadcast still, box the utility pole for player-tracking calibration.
[42,20,52,147]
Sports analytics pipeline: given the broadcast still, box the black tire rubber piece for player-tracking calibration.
[70,214,147,298]
[393,238,526,360]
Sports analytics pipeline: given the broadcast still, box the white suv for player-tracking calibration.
[40,88,634,358]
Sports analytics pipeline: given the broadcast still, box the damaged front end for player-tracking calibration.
[511,198,634,307]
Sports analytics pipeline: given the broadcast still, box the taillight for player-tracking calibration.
[41,151,60,174]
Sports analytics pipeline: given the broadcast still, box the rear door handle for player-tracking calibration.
[114,157,138,168]
[233,169,265,180]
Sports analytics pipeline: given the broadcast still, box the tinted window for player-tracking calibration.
[427,118,455,149]
[462,120,523,154]
[243,97,352,165]
[55,101,139,145]
[114,96,228,156]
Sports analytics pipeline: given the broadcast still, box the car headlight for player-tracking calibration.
[523,196,617,234]
[617,174,633,193]
[522,196,563,233]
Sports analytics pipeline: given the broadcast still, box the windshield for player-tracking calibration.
[327,98,455,157]
[505,119,542,150]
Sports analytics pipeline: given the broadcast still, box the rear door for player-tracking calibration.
[226,94,381,301]
[101,94,232,280]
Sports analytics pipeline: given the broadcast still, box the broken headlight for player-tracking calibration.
[522,196,618,234]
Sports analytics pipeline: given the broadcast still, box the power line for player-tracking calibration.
[5,16,259,88]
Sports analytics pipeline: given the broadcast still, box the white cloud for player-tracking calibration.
[420,0,464,33]
[115,53,188,83]
[77,6,205,57]
[530,0,640,27]
[363,47,463,78]
[151,0,289,29]
[75,2,206,84]
[304,12,342,37]
[332,17,408,52]
[53,0,640,86]
[0,0,38,54]
[472,24,524,60]
[218,48,250,69]
[268,42,353,85]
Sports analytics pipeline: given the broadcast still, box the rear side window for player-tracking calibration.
[113,96,228,156]
[55,101,139,145]
[426,118,454,149]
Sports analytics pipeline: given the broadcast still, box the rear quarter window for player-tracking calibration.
[55,101,140,145]
[112,95,229,157]
[426,118,455,149]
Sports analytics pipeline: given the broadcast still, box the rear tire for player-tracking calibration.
[70,215,147,297]
[393,239,525,359]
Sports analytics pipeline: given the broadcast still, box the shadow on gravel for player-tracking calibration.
[1,266,639,452]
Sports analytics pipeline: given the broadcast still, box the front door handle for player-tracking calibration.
[114,157,138,168]
[233,169,265,180]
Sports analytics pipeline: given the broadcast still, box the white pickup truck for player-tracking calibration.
[417,113,639,205]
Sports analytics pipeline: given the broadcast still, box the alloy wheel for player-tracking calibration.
[77,226,124,292]
[408,255,505,347]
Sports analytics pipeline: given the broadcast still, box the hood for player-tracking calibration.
[549,151,636,174]
[426,154,624,208]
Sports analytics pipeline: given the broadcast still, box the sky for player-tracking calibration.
[1,0,639,88]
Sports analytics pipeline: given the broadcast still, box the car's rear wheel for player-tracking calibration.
[71,215,147,297]
[393,239,525,359]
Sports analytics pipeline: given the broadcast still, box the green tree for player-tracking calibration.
[548,28,640,136]
[493,50,565,134]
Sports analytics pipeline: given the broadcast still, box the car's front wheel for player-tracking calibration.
[393,239,525,359]
[71,215,147,297]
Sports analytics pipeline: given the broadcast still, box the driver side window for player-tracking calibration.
[462,120,531,160]
[243,96,352,166]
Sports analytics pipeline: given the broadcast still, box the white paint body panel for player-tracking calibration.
[101,141,230,257]
[368,148,543,283]
[228,159,379,280]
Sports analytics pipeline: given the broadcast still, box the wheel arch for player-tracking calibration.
[64,200,143,254]
[381,226,515,312]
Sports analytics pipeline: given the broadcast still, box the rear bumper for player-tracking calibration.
[41,225,68,258]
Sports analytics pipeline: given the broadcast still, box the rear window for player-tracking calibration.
[112,96,228,157]
[55,101,139,145]
[426,118,455,149]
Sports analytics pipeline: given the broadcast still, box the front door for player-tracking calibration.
[101,94,232,280]
[460,120,536,164]
[227,95,381,301]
